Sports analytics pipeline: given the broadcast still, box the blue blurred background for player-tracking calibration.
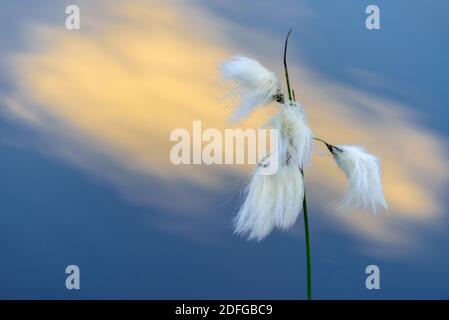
[0,0,448,299]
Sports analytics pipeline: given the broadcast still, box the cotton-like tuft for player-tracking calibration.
[332,145,387,213]
[271,102,314,168]
[234,155,304,241]
[221,56,282,122]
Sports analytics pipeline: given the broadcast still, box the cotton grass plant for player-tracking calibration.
[221,30,387,300]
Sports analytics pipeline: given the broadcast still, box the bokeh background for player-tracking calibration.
[0,0,448,299]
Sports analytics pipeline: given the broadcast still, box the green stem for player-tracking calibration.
[283,29,312,300]
[302,186,312,300]
[283,29,293,102]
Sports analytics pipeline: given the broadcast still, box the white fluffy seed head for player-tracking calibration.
[234,100,313,241]
[221,56,281,122]
[272,164,304,230]
[271,101,314,168]
[233,156,304,241]
[332,145,387,214]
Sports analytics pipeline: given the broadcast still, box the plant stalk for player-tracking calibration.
[283,29,293,102]
[283,29,312,300]
[302,186,312,300]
